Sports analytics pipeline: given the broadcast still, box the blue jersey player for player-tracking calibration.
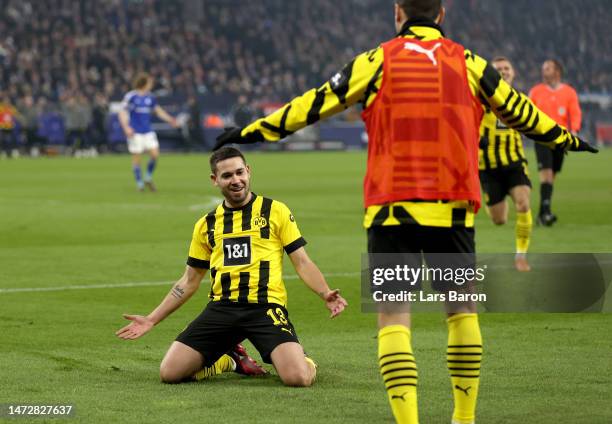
[119,73,178,191]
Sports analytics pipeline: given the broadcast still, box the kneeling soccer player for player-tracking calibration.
[116,147,347,386]
[478,57,533,272]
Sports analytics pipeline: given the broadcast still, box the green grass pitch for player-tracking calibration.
[1,149,611,423]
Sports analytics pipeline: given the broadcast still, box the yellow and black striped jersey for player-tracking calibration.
[240,19,578,229]
[479,107,527,170]
[186,193,306,307]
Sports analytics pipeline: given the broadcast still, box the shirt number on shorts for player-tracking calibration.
[223,236,251,266]
[266,308,288,326]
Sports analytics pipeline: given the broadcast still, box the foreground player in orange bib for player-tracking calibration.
[214,1,597,422]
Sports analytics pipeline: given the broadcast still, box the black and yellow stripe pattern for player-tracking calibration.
[447,343,482,380]
[479,108,527,170]
[447,313,482,424]
[187,194,306,307]
[192,354,234,381]
[380,351,418,391]
[239,19,579,229]
[378,325,419,423]
[473,60,581,152]
[447,343,482,424]
[364,201,476,229]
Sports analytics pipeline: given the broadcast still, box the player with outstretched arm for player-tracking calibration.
[116,147,347,387]
[213,1,597,422]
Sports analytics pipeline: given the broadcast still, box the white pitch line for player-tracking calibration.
[0,281,172,293]
[0,272,362,294]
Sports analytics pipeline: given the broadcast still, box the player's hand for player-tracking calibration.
[561,131,598,153]
[115,314,154,340]
[571,138,598,153]
[170,118,180,128]
[214,127,263,150]
[322,289,348,318]
[124,126,135,138]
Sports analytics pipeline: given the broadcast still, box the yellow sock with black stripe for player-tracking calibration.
[192,354,235,381]
[515,210,532,254]
[378,325,418,424]
[447,314,482,424]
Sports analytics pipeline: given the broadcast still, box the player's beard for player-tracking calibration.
[223,181,250,208]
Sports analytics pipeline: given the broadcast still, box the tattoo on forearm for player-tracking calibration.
[171,285,185,299]
[319,291,326,299]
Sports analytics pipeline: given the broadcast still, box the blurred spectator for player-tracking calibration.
[0,93,21,158]
[186,96,203,151]
[61,93,92,156]
[91,92,109,153]
[204,114,224,129]
[0,0,609,109]
[76,94,94,154]
[232,95,254,128]
[17,94,45,156]
[450,1,611,94]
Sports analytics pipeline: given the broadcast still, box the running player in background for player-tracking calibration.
[479,57,532,272]
[529,60,582,226]
[119,73,179,192]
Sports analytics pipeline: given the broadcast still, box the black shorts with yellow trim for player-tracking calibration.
[176,301,300,366]
[367,224,475,293]
[479,163,531,206]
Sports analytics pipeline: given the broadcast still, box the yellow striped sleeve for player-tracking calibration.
[187,216,212,268]
[465,50,575,149]
[242,47,384,142]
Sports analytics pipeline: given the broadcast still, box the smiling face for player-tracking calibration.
[211,156,252,208]
[492,59,515,85]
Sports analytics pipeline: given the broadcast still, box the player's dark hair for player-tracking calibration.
[210,147,247,174]
[395,0,442,20]
[492,56,512,64]
[133,72,152,90]
[548,59,564,77]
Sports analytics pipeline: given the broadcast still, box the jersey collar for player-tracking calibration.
[545,83,564,92]
[222,192,257,211]
[397,17,445,40]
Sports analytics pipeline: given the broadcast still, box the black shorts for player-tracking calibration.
[176,301,300,366]
[479,164,531,206]
[535,143,565,173]
[367,224,475,293]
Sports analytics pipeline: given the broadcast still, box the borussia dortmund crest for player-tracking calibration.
[253,215,268,228]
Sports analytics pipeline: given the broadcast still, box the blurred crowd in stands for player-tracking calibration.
[445,0,611,94]
[0,0,610,155]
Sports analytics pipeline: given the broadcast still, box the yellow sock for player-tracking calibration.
[515,210,532,254]
[378,325,418,424]
[305,356,317,383]
[192,354,235,381]
[447,314,482,424]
